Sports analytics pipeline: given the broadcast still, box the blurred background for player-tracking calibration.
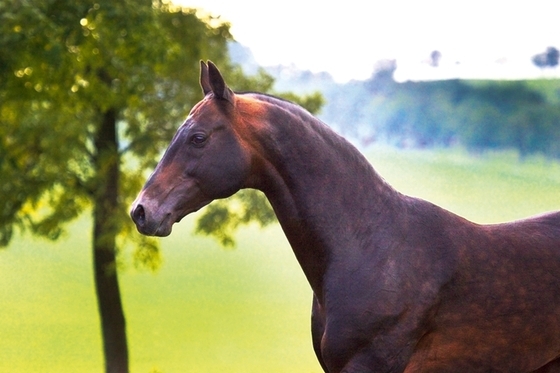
[1,1,559,372]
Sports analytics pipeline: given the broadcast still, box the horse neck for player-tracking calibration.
[242,96,404,296]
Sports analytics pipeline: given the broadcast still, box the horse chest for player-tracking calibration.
[313,258,442,372]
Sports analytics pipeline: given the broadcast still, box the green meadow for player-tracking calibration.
[2,147,559,373]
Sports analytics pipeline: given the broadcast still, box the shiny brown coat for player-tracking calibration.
[131,61,560,372]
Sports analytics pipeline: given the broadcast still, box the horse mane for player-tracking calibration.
[236,91,292,104]
[236,91,317,124]
[235,90,384,188]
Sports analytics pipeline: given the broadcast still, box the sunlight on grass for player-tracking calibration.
[370,147,560,223]
[123,221,316,373]
[1,148,559,372]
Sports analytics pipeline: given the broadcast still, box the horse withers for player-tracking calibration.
[131,61,560,373]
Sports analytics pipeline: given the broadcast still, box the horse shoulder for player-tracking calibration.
[318,197,468,371]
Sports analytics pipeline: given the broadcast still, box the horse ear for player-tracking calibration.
[207,61,234,104]
[200,60,212,96]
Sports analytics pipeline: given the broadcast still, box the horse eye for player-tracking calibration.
[191,133,207,146]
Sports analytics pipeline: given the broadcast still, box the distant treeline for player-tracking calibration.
[317,66,560,158]
[233,42,560,158]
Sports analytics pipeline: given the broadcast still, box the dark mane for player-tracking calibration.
[237,91,318,122]
[235,90,291,103]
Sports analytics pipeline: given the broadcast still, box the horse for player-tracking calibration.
[130,61,560,373]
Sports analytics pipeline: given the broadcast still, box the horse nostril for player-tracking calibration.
[132,204,146,225]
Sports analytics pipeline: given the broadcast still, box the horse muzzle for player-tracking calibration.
[130,199,174,237]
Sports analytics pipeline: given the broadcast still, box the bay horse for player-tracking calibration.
[131,61,560,372]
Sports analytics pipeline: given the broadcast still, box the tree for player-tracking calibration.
[532,46,559,69]
[0,1,302,372]
[429,50,442,67]
[1,1,323,371]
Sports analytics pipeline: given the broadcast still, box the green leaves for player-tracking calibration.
[0,1,231,252]
[195,190,276,247]
[0,0,323,255]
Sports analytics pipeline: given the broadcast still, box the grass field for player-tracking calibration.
[1,147,559,373]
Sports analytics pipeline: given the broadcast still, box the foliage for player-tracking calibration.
[0,0,218,252]
[1,2,240,372]
[265,56,560,158]
[195,190,276,247]
[313,63,560,158]
[0,0,324,253]
[532,46,560,68]
[0,1,324,371]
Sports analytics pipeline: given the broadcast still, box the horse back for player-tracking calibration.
[413,210,560,372]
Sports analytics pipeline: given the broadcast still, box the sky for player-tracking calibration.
[177,0,560,82]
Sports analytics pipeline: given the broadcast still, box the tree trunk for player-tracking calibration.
[92,107,129,373]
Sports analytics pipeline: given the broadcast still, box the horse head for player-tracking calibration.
[130,61,253,236]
